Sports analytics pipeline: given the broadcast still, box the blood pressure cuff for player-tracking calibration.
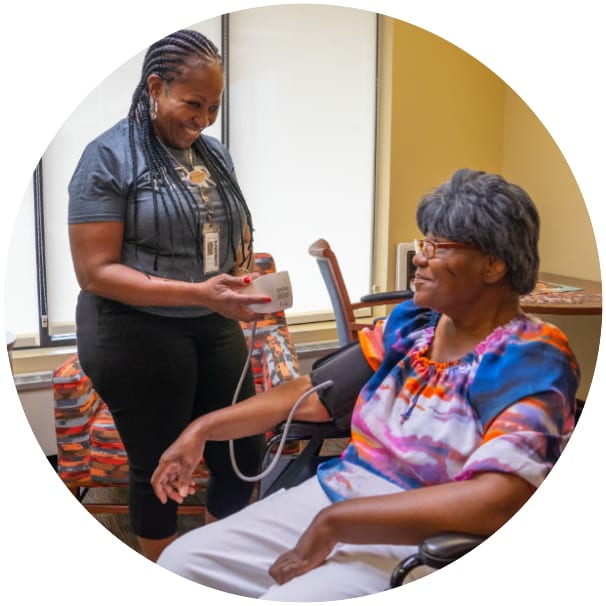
[309,342,374,432]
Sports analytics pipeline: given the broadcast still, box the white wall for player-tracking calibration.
[16,384,56,456]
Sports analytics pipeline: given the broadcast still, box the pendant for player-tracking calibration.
[188,166,210,187]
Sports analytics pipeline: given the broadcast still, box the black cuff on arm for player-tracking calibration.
[309,342,375,432]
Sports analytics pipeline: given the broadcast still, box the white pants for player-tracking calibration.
[157,476,432,601]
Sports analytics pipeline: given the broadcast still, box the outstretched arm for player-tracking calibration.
[151,375,331,504]
[269,471,534,584]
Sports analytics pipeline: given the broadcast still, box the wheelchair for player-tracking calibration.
[258,393,585,587]
[258,419,486,588]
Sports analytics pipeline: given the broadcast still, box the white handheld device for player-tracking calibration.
[242,270,293,313]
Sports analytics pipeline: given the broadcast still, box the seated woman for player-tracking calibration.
[151,168,579,601]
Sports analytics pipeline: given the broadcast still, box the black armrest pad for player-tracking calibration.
[421,533,486,568]
[273,421,348,441]
[359,290,414,303]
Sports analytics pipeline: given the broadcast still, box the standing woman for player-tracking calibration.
[68,29,268,561]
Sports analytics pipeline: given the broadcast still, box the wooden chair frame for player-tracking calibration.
[308,238,413,346]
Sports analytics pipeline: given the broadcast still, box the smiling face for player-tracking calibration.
[148,59,224,149]
[412,233,506,317]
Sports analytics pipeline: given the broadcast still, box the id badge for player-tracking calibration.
[203,223,220,274]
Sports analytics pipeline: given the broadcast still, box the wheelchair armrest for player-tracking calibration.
[260,421,349,498]
[419,532,486,569]
[272,420,348,441]
[262,420,348,465]
[390,532,486,587]
[359,290,414,304]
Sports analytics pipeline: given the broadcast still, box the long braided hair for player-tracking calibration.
[127,29,253,273]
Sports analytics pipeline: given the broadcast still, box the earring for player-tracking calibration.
[149,96,158,121]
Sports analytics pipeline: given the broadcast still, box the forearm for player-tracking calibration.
[69,222,264,316]
[70,223,194,307]
[314,473,535,547]
[188,375,331,442]
[153,375,331,504]
[78,261,212,308]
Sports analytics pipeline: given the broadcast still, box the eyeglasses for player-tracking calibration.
[414,239,477,260]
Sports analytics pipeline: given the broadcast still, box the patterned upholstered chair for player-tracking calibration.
[53,252,301,515]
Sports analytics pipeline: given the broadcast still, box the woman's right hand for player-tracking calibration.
[151,421,208,505]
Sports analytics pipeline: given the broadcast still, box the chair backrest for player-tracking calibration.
[240,252,300,391]
[309,238,414,347]
[308,238,358,346]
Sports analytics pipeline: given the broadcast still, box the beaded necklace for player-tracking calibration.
[157,138,215,201]
[157,137,221,273]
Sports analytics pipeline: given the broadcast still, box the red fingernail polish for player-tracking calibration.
[243,276,251,284]
[264,297,272,302]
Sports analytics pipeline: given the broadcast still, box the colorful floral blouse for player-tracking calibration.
[317,301,579,502]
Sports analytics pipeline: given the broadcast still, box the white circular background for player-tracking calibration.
[1,1,603,604]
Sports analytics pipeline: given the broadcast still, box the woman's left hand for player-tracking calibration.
[268,511,337,585]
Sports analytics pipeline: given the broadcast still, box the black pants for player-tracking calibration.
[76,291,264,539]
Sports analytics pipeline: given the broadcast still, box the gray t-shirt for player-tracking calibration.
[68,118,248,317]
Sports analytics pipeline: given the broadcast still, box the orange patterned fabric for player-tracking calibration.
[89,403,129,484]
[53,253,301,486]
[53,353,119,484]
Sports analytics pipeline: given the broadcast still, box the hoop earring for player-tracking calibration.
[149,96,158,121]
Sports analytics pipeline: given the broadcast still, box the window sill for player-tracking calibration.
[10,321,341,377]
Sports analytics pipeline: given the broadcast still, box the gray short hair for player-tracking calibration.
[416,169,540,295]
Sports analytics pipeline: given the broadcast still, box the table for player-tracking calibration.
[520,272,602,315]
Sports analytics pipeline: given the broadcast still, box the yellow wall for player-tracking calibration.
[384,17,505,285]
[501,89,599,281]
[380,16,599,282]
[500,91,601,400]
[377,16,601,399]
